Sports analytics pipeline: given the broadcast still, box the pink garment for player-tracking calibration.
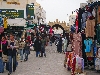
[49,27,53,34]
[1,40,6,44]
[72,33,82,57]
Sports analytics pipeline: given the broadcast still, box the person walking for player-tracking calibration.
[63,37,68,53]
[34,36,42,57]
[19,38,25,62]
[1,36,9,71]
[58,37,62,53]
[41,37,46,57]
[7,33,19,75]
[24,39,30,61]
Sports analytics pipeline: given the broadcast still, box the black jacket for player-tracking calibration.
[34,39,41,51]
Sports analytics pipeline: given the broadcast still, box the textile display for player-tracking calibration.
[86,47,93,57]
[78,8,83,32]
[72,33,82,57]
[67,52,74,69]
[95,58,100,70]
[85,19,95,37]
[97,6,100,24]
[71,55,84,75]
[97,24,100,44]
[84,39,92,52]
[95,48,100,70]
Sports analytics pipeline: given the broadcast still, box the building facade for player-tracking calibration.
[0,0,46,26]
[33,2,46,25]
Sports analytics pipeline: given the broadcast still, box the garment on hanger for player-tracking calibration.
[97,24,100,44]
[78,8,83,32]
[82,12,87,23]
[92,8,96,18]
[75,19,78,32]
[95,58,100,70]
[87,12,92,18]
[85,19,95,37]
[84,39,92,52]
[97,6,100,24]
[72,33,82,57]
[81,12,87,29]
[86,46,93,57]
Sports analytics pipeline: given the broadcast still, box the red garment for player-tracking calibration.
[75,19,78,32]
[49,27,53,34]
[27,36,31,44]
[87,57,93,61]
[71,56,76,75]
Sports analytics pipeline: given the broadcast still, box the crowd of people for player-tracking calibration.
[0,26,69,75]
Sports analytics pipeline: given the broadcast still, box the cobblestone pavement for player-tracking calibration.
[1,44,100,75]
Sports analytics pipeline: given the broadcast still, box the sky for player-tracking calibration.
[36,0,88,23]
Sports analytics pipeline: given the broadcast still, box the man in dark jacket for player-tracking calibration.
[7,33,19,75]
[34,36,42,57]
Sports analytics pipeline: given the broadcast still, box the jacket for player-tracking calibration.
[34,39,41,51]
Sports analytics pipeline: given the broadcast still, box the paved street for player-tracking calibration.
[1,44,100,75]
[1,44,70,75]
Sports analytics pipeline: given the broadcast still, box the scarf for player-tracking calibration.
[1,40,6,44]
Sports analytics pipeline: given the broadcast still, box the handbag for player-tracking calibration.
[17,54,20,61]
[2,54,8,62]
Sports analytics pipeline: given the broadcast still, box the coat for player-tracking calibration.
[34,39,42,51]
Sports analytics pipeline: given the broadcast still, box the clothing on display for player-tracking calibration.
[95,48,100,70]
[85,19,95,37]
[78,8,83,32]
[92,8,96,18]
[86,47,93,57]
[95,58,100,70]
[72,33,82,57]
[97,6,100,24]
[84,39,92,52]
[67,52,74,69]
[82,12,87,23]
[71,55,84,75]
[87,12,92,18]
[97,24,100,44]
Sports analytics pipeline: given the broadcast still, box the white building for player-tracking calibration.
[69,15,76,26]
[33,2,46,25]
[0,0,46,26]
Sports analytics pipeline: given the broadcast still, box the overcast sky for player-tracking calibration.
[36,0,87,23]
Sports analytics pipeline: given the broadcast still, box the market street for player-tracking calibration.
[0,44,100,75]
[1,44,70,75]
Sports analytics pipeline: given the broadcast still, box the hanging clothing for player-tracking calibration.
[75,19,78,32]
[72,33,82,57]
[97,6,100,24]
[95,58,100,70]
[85,19,95,37]
[92,8,96,18]
[97,24,100,44]
[84,39,92,52]
[78,8,83,32]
